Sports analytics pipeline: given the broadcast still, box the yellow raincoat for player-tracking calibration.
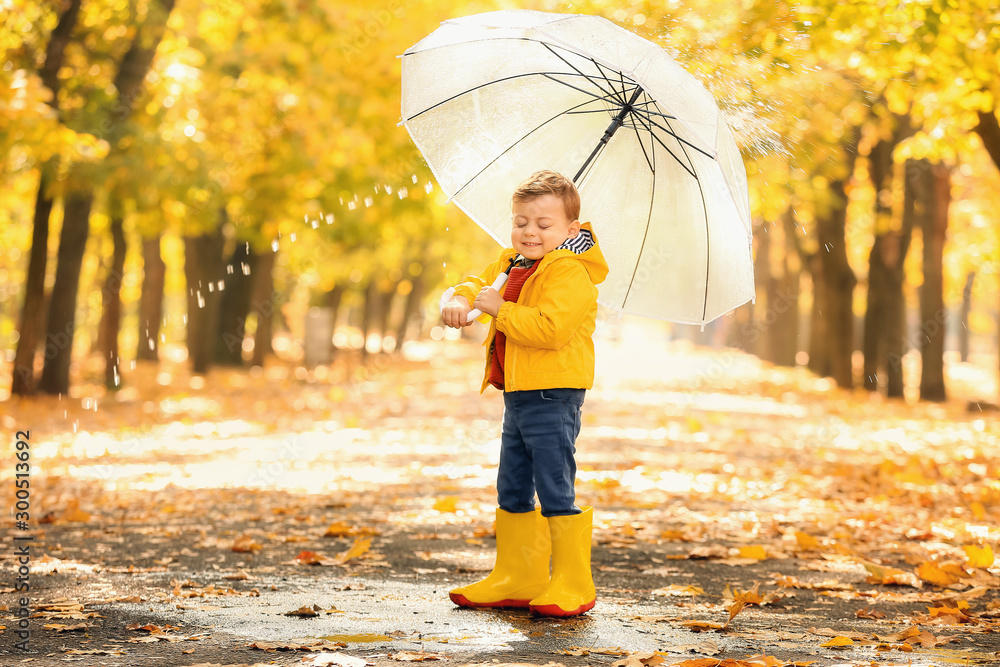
[450,222,609,393]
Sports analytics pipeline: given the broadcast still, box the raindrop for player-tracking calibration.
[303,214,309,223]
[271,240,279,252]
[311,219,319,229]
[398,188,408,199]
[290,233,297,242]
[424,182,433,193]
[242,263,251,275]
[148,338,155,350]
[386,185,393,195]
[365,196,374,207]
[325,214,334,224]
[197,291,205,308]
[348,201,356,210]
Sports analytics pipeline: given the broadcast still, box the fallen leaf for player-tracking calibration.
[682,620,725,632]
[63,648,125,655]
[651,584,704,597]
[820,636,854,648]
[917,560,963,586]
[285,605,319,617]
[334,536,372,564]
[296,550,336,566]
[739,545,768,560]
[964,544,994,569]
[855,607,886,619]
[231,533,263,552]
[390,651,446,661]
[44,622,89,632]
[613,651,665,667]
[433,497,458,512]
[794,532,820,550]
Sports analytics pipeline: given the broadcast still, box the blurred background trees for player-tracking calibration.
[2,0,998,404]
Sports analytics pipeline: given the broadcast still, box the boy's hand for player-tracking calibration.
[442,295,473,328]
[474,287,503,318]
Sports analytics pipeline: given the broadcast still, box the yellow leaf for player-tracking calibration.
[433,497,458,513]
[820,636,854,648]
[795,531,820,550]
[917,561,961,586]
[739,545,768,560]
[335,536,371,564]
[651,584,704,597]
[970,501,986,520]
[964,544,994,569]
[324,521,354,537]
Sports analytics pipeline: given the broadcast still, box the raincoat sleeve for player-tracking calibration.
[450,258,504,307]
[494,260,595,350]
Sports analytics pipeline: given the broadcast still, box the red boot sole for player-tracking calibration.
[450,592,531,609]
[529,598,596,617]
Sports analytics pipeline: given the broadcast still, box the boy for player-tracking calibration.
[441,170,608,617]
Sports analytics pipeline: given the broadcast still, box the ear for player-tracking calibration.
[568,219,581,238]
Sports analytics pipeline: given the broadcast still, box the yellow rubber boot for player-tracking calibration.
[528,507,596,617]
[449,508,551,609]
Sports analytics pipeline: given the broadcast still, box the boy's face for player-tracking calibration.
[510,194,580,261]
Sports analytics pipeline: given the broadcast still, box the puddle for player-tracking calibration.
[319,634,394,642]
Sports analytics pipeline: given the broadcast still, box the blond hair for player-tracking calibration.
[512,170,580,221]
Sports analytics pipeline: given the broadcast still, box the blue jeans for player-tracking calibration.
[498,388,585,517]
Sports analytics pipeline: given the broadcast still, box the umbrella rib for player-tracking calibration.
[622,122,658,311]
[631,100,678,120]
[632,107,715,160]
[541,42,622,102]
[403,71,616,123]
[448,96,610,200]
[654,108,714,323]
[631,111,697,178]
[541,74,632,106]
[630,118,655,173]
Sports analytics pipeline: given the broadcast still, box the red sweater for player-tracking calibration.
[487,260,540,390]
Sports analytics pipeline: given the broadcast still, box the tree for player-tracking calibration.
[38,0,177,395]
[9,0,85,396]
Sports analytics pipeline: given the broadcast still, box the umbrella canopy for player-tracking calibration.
[401,10,753,325]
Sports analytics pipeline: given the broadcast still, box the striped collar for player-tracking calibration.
[508,229,596,270]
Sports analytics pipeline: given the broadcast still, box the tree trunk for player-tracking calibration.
[975,108,1000,171]
[959,272,975,363]
[38,192,93,395]
[746,220,771,359]
[918,161,950,402]
[326,283,346,358]
[378,281,398,349]
[361,279,379,358]
[99,207,127,390]
[810,132,861,388]
[11,0,83,396]
[183,223,225,375]
[36,0,174,394]
[771,208,801,367]
[862,124,914,397]
[11,172,55,395]
[249,249,276,366]
[136,234,166,361]
[806,252,828,377]
[216,241,258,365]
[396,272,425,349]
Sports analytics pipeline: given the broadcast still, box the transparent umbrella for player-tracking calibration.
[402,9,754,325]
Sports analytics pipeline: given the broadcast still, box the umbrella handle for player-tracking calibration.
[440,273,509,323]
